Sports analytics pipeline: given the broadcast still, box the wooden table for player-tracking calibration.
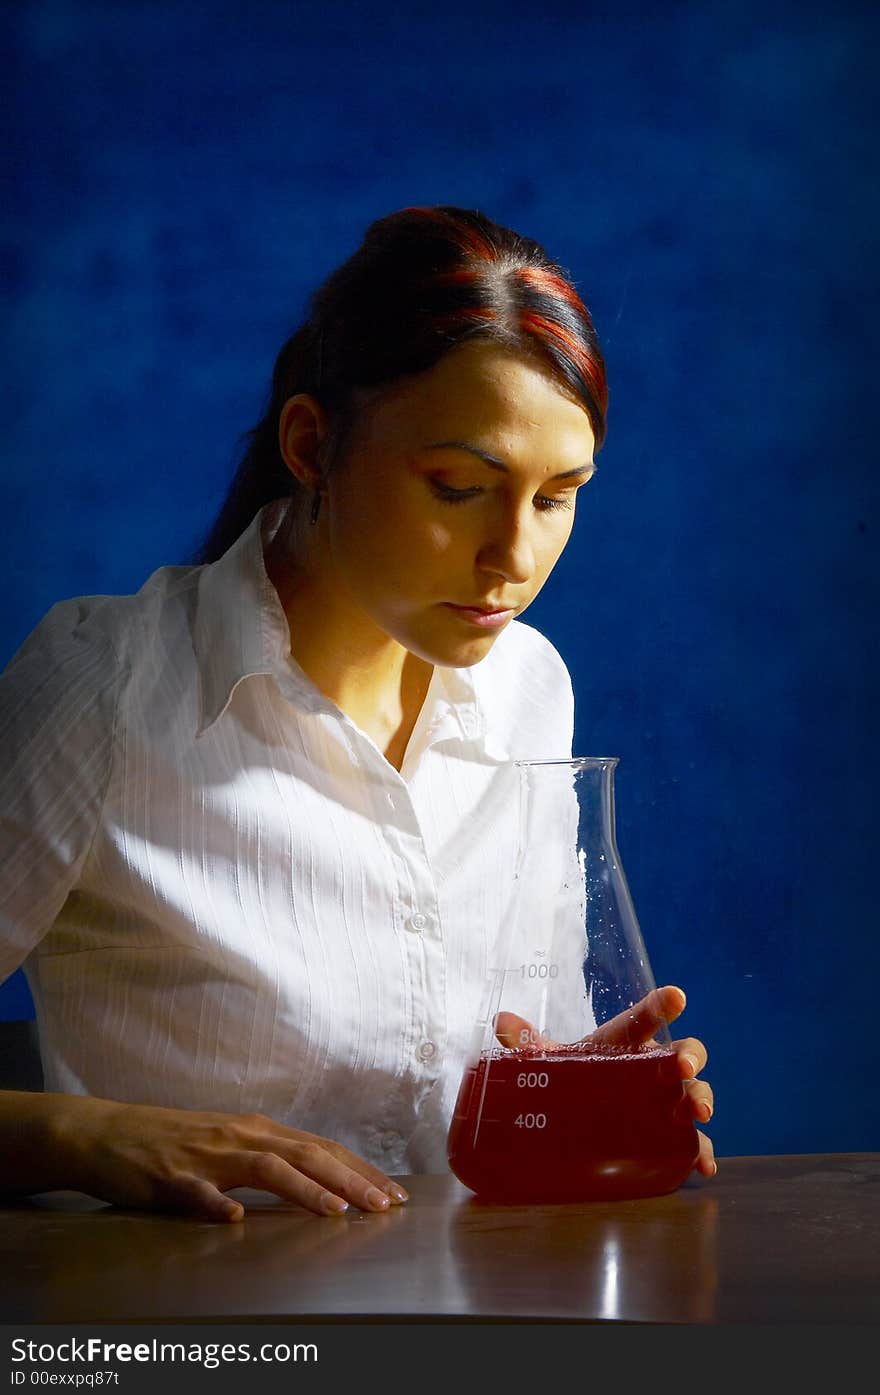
[0,1154,877,1325]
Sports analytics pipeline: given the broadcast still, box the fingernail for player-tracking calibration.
[701,1102,713,1121]
[367,1187,391,1209]
[684,1054,699,1076]
[385,1183,409,1203]
[321,1193,349,1215]
[711,1161,718,1177]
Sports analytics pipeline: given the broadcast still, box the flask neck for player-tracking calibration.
[516,758,620,853]
[574,761,618,852]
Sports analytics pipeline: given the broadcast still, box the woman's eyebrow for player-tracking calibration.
[424,441,595,480]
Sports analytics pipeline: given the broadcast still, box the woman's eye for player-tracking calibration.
[534,494,572,513]
[429,479,482,504]
[428,479,574,513]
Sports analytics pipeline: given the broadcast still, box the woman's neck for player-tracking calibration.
[264,509,434,770]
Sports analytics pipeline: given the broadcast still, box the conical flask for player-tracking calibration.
[447,757,699,1203]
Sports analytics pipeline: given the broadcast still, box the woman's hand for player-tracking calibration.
[494,984,716,1179]
[44,1093,409,1222]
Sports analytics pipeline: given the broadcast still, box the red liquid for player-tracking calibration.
[447,1044,700,1203]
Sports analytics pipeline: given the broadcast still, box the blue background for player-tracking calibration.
[2,0,877,1158]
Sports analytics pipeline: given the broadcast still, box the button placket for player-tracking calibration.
[379,781,447,1082]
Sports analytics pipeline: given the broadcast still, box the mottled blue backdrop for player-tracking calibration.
[2,0,878,1157]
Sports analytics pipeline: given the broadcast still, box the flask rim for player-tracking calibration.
[513,756,619,769]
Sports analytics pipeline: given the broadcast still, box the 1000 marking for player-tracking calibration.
[519,962,559,979]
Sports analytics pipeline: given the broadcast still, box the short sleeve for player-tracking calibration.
[0,600,122,982]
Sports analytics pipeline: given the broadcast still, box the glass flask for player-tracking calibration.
[447,757,699,1203]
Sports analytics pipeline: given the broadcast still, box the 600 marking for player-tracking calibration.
[516,1071,549,1089]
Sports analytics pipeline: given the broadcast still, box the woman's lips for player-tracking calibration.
[442,603,515,629]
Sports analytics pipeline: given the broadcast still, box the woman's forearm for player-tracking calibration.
[0,1089,113,1196]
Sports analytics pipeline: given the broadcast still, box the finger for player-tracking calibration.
[589,985,687,1050]
[308,1140,410,1204]
[243,1146,399,1217]
[251,1123,409,1206]
[671,1036,708,1078]
[231,1149,355,1216]
[694,1129,717,1178]
[493,1011,558,1051]
[160,1174,246,1223]
[684,1078,714,1123]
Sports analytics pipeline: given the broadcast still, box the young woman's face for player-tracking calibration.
[323,339,597,667]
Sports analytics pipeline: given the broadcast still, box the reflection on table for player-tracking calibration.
[0,1154,876,1324]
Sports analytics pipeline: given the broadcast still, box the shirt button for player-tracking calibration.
[380,1131,398,1150]
[417,1040,437,1062]
[407,912,428,932]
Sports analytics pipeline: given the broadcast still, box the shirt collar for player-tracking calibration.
[468,657,513,761]
[425,660,511,762]
[193,498,299,737]
[193,496,512,760]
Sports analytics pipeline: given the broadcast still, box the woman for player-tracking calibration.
[0,206,715,1221]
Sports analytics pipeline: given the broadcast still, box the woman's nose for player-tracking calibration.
[475,511,536,585]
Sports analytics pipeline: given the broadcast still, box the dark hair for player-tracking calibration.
[196,205,608,563]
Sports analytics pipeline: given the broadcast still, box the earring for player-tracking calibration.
[309,490,323,526]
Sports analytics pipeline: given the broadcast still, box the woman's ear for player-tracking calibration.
[278,395,330,489]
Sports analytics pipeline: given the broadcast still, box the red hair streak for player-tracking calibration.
[520,311,609,417]
[401,206,498,262]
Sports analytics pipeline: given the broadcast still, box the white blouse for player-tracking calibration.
[0,500,576,1172]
